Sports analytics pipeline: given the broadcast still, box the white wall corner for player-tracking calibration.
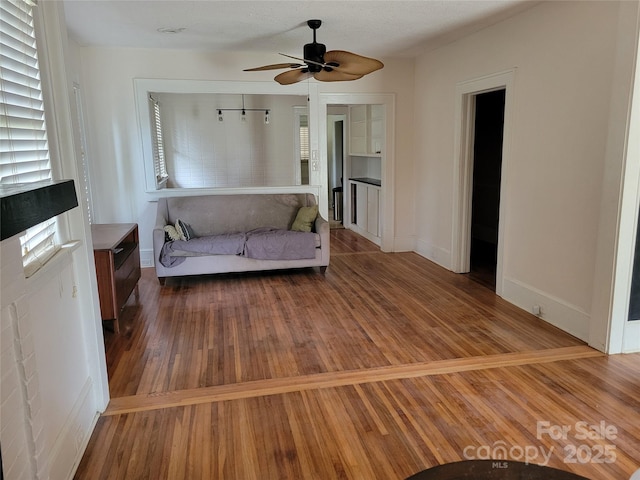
[589,0,640,354]
[502,277,591,344]
[393,234,416,253]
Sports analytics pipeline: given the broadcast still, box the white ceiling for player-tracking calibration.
[62,0,538,58]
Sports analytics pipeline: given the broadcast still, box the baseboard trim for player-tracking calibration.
[502,277,590,342]
[69,410,101,480]
[623,320,640,353]
[392,235,415,252]
[48,377,96,480]
[414,238,451,270]
[348,224,381,246]
[140,248,154,268]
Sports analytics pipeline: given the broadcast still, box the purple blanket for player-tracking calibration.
[159,228,317,267]
[244,228,317,260]
[159,232,246,267]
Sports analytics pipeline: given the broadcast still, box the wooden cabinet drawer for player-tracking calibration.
[115,245,140,308]
[92,223,140,334]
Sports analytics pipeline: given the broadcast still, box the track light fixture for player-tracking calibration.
[216,95,270,124]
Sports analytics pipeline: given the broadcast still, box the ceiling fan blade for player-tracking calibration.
[244,63,304,72]
[280,51,383,77]
[253,22,383,84]
[278,52,323,67]
[324,50,384,75]
[313,70,363,82]
[274,69,313,85]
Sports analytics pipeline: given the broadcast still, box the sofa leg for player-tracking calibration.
[158,277,166,286]
[319,266,327,274]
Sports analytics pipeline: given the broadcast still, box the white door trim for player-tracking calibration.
[452,69,516,296]
[609,39,640,353]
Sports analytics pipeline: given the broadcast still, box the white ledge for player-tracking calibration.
[26,240,83,294]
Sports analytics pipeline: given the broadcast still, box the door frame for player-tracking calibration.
[327,113,347,213]
[319,93,396,252]
[451,69,515,296]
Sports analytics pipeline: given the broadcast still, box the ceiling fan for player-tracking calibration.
[244,19,384,85]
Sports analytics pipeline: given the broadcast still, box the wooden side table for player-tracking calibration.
[91,223,141,333]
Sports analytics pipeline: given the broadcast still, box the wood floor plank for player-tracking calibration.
[104,236,584,398]
[76,354,640,480]
[76,230,639,480]
[104,346,601,415]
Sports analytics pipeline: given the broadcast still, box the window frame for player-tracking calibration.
[133,78,319,195]
[1,0,61,276]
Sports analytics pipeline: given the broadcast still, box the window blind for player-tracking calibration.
[299,116,309,162]
[0,0,50,183]
[150,96,168,186]
[1,0,59,276]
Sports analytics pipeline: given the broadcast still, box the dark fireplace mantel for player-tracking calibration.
[0,179,78,241]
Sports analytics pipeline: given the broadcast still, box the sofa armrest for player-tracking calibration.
[314,214,329,236]
[315,214,330,266]
[153,198,169,267]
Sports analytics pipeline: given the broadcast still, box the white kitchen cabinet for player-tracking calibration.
[369,104,384,155]
[356,181,368,229]
[348,179,381,245]
[349,105,368,155]
[367,187,379,237]
[349,105,384,156]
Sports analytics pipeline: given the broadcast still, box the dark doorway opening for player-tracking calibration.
[469,89,505,291]
[628,207,640,320]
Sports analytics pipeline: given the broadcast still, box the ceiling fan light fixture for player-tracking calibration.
[244,19,384,85]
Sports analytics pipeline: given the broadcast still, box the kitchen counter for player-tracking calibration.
[349,177,381,187]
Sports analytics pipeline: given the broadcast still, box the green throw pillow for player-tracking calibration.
[291,205,318,232]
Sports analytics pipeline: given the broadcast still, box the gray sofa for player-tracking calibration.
[153,193,329,284]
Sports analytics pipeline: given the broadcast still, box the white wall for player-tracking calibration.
[77,47,415,265]
[412,1,638,347]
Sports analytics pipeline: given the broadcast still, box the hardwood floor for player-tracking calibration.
[76,229,640,479]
